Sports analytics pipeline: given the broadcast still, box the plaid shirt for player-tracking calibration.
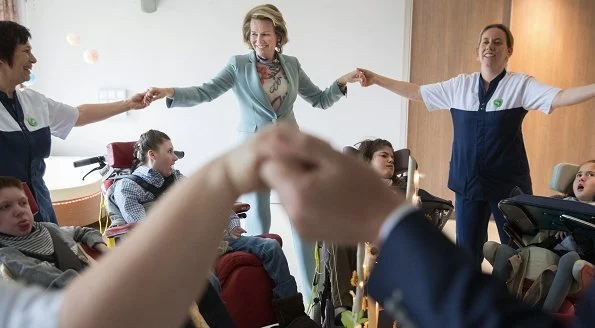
[113,165,184,223]
[225,212,243,239]
[113,165,243,234]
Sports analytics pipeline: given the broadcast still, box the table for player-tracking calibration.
[45,156,103,226]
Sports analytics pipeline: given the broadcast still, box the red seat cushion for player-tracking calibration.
[214,234,282,328]
[22,182,39,215]
[104,223,137,238]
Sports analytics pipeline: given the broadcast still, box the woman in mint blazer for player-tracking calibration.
[147,4,361,235]
[146,4,362,302]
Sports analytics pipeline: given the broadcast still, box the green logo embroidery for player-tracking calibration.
[27,116,38,127]
[493,98,503,108]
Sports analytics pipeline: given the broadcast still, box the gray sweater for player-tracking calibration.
[0,223,105,289]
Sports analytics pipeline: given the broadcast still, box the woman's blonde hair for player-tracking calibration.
[242,4,289,53]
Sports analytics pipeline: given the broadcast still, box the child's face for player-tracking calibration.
[370,146,395,180]
[0,187,34,236]
[573,162,595,202]
[148,140,178,177]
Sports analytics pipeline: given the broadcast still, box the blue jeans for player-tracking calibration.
[227,235,298,299]
[455,194,510,269]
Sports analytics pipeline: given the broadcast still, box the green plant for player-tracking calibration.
[340,309,367,328]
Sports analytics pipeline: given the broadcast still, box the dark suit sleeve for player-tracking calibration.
[368,210,565,328]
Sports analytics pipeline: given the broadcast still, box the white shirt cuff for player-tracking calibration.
[377,204,417,243]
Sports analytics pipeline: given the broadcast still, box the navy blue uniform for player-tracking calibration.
[0,88,78,224]
[420,70,560,266]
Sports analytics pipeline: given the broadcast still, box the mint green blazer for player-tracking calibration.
[166,51,345,138]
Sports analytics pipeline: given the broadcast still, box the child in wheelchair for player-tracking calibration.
[0,176,107,288]
[483,160,595,319]
[323,138,454,325]
[108,129,318,327]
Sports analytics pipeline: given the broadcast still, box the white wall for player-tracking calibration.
[24,0,412,174]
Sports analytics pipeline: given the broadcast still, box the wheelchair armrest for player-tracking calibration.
[104,223,137,238]
[80,244,103,260]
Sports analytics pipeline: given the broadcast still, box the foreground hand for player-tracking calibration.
[259,131,402,245]
[220,123,301,196]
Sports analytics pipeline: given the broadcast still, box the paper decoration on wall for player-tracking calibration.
[83,49,99,64]
[66,33,81,46]
[23,71,36,87]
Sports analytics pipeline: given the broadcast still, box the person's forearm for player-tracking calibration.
[60,155,239,328]
[374,74,422,101]
[552,83,595,109]
[76,101,130,126]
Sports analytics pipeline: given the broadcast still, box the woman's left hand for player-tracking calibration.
[338,70,366,85]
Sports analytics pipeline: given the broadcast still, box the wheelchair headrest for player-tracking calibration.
[394,149,415,175]
[106,142,137,169]
[341,146,416,175]
[550,163,579,195]
[22,182,39,216]
[342,146,359,158]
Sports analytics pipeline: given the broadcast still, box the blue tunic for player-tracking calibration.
[0,88,78,223]
[420,70,560,200]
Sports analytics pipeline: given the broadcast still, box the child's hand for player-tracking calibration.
[555,231,568,240]
[230,227,247,240]
[94,243,110,253]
